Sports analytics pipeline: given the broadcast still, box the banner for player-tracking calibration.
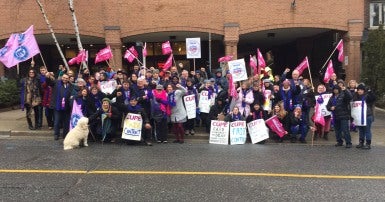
[229,121,247,145]
[198,90,214,113]
[312,103,325,126]
[209,120,229,145]
[228,59,247,82]
[122,113,142,141]
[262,89,272,111]
[351,101,367,126]
[186,38,201,59]
[184,94,196,119]
[95,46,113,63]
[99,80,117,94]
[247,119,269,144]
[69,100,84,130]
[314,93,332,116]
[295,57,309,76]
[265,115,287,138]
[0,25,40,68]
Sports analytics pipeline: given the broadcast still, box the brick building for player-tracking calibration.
[0,0,370,83]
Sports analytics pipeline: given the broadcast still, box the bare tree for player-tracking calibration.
[36,0,69,71]
[68,0,87,70]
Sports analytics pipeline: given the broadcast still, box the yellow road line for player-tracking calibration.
[0,169,385,179]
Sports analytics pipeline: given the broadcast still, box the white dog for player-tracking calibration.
[63,117,89,150]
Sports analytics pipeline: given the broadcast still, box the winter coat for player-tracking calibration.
[170,86,187,123]
[233,87,254,116]
[352,91,376,117]
[326,89,352,120]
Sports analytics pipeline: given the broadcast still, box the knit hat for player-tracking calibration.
[102,97,111,104]
[357,83,366,91]
[156,84,164,90]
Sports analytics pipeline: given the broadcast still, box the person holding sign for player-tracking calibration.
[167,83,188,143]
[313,84,332,140]
[121,96,153,146]
[151,85,170,143]
[225,107,245,122]
[233,81,254,117]
[184,78,199,135]
[268,102,289,142]
[352,84,376,149]
[326,85,353,148]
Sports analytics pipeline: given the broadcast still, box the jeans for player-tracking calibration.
[334,119,351,145]
[358,115,373,143]
[54,110,71,138]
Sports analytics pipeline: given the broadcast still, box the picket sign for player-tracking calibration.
[100,80,117,94]
[229,121,247,145]
[184,94,196,119]
[199,90,214,113]
[314,93,332,116]
[209,120,229,145]
[121,113,142,141]
[247,119,269,144]
[351,101,367,126]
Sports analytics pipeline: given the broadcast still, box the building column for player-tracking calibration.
[345,20,363,82]
[104,26,122,71]
[224,23,239,59]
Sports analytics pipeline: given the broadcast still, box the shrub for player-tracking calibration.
[0,79,19,108]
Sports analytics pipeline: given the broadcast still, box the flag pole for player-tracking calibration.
[39,53,48,69]
[319,43,339,74]
[193,58,196,72]
[306,57,315,90]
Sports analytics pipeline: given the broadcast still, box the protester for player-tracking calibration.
[151,84,170,143]
[167,83,187,143]
[269,102,289,142]
[233,81,254,117]
[314,84,332,140]
[225,106,245,122]
[184,78,198,136]
[39,66,54,130]
[353,83,376,149]
[21,68,43,130]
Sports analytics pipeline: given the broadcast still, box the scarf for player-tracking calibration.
[331,95,337,118]
[232,113,242,121]
[127,104,142,113]
[207,87,214,99]
[168,91,176,107]
[280,87,293,111]
[253,110,263,120]
[361,96,365,125]
[241,89,248,108]
[55,81,69,111]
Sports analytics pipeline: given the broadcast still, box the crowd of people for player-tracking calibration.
[19,63,376,149]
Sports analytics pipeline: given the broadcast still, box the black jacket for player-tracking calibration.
[326,89,352,120]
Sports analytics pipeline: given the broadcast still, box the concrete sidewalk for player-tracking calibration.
[1,107,384,146]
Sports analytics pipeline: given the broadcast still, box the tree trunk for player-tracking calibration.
[36,0,69,71]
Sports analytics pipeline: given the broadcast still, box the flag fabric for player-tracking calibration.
[218,55,233,63]
[257,48,266,68]
[162,41,172,55]
[142,42,147,57]
[249,55,258,76]
[336,39,344,62]
[312,103,325,126]
[124,50,135,63]
[295,56,309,76]
[265,115,287,138]
[68,49,87,65]
[0,25,40,68]
[95,46,113,63]
[129,46,138,58]
[70,100,84,130]
[323,60,335,84]
[229,74,237,97]
[162,54,173,71]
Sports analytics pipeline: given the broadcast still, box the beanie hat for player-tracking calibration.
[357,83,366,91]
[102,97,111,104]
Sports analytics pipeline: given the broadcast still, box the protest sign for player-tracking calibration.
[184,94,196,119]
[247,119,269,144]
[198,90,214,113]
[351,101,367,126]
[122,113,142,141]
[265,115,287,138]
[209,120,229,145]
[228,59,247,82]
[186,38,201,59]
[229,121,247,145]
[100,80,117,94]
[315,93,332,116]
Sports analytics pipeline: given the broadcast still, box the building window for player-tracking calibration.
[370,2,385,28]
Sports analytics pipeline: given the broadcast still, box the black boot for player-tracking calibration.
[27,118,35,130]
[356,139,364,149]
[323,132,329,140]
[362,140,371,150]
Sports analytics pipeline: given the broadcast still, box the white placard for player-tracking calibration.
[229,121,247,145]
[351,101,367,126]
[186,38,201,59]
[184,94,196,119]
[198,90,211,113]
[315,93,332,116]
[209,120,229,145]
[247,119,269,144]
[122,113,143,141]
[228,59,247,82]
[99,80,117,94]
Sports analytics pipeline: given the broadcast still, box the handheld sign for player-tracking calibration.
[209,120,229,145]
[247,119,269,144]
[184,94,196,119]
[315,93,332,116]
[228,59,247,82]
[100,80,117,94]
[229,121,247,145]
[351,101,367,126]
[122,113,142,141]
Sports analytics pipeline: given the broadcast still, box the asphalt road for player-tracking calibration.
[1,138,385,201]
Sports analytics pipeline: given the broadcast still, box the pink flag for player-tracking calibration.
[162,41,172,55]
[265,115,287,138]
[124,50,135,63]
[70,100,84,130]
[336,39,344,62]
[312,103,325,126]
[0,25,40,68]
[249,55,258,76]
[68,49,87,65]
[129,46,138,58]
[68,57,77,65]
[95,46,113,63]
[257,48,266,68]
[229,74,237,97]
[294,56,309,76]
[323,60,334,84]
[162,54,173,71]
[218,55,233,63]
[142,42,147,57]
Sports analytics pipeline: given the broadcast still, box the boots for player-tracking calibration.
[27,118,35,130]
[356,139,364,149]
[362,140,371,150]
[323,132,329,140]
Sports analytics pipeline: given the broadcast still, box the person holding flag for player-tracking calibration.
[313,84,332,140]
